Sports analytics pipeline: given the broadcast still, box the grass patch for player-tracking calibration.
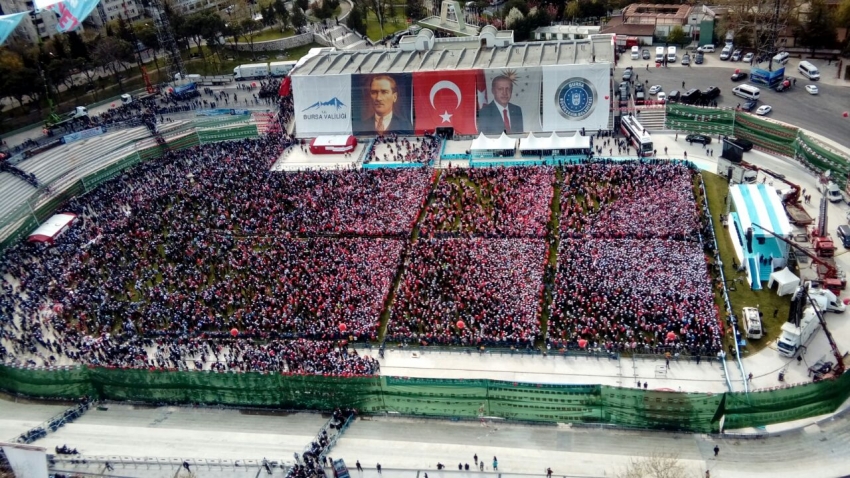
[251,28,296,43]
[365,10,409,41]
[702,171,791,355]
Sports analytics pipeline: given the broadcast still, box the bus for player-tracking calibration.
[620,115,653,157]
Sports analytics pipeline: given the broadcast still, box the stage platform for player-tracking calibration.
[270,144,363,171]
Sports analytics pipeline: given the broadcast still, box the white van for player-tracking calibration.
[655,46,665,62]
[667,46,677,63]
[631,45,640,59]
[732,84,760,101]
[798,60,820,80]
[720,45,733,60]
[741,307,763,340]
[773,51,790,65]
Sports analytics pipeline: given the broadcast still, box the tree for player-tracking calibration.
[406,0,426,20]
[292,6,308,29]
[5,68,40,108]
[797,0,837,54]
[91,36,134,91]
[274,0,290,29]
[716,0,803,55]
[505,7,524,28]
[614,452,703,478]
[295,0,309,11]
[564,0,580,21]
[346,7,366,35]
[667,25,686,46]
[240,18,262,58]
[67,31,90,60]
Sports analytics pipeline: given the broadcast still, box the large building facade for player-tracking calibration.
[290,33,616,138]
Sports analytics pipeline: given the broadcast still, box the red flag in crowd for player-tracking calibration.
[412,70,478,134]
[279,76,292,97]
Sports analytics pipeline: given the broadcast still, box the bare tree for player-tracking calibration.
[715,0,803,54]
[614,452,705,478]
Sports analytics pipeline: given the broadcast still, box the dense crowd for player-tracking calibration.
[366,134,441,164]
[0,137,385,375]
[387,238,546,347]
[549,161,719,355]
[560,161,700,240]
[420,167,554,238]
[0,144,721,375]
[550,239,721,355]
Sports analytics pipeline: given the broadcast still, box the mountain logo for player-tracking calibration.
[302,97,346,112]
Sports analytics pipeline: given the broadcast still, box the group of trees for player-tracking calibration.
[718,0,850,54]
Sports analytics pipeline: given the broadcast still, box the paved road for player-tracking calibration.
[21,402,850,478]
[615,55,850,149]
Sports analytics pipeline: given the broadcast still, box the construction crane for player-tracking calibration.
[752,223,846,294]
[738,161,814,226]
[805,287,846,381]
[810,196,836,257]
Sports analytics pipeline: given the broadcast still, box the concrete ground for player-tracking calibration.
[31,404,850,478]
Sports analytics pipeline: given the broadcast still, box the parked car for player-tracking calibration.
[731,71,748,81]
[702,86,721,100]
[667,90,681,103]
[698,44,715,53]
[806,84,819,95]
[622,67,633,81]
[634,83,645,93]
[657,92,667,103]
[649,85,662,95]
[680,88,702,104]
[741,100,758,112]
[642,49,650,59]
[756,105,772,115]
[731,49,743,61]
[726,136,753,151]
[681,53,691,66]
[743,52,754,63]
[695,52,704,64]
[686,134,712,145]
[838,225,850,248]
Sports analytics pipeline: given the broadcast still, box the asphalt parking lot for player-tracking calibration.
[615,51,850,149]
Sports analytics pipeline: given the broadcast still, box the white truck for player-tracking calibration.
[655,46,665,63]
[741,307,763,339]
[807,287,846,313]
[233,63,270,80]
[777,307,819,357]
[269,61,296,77]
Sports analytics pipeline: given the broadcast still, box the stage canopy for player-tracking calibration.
[309,135,357,154]
[470,132,516,152]
[519,131,591,152]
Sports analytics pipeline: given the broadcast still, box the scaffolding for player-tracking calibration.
[147,0,185,82]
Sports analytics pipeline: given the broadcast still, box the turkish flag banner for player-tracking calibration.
[412,70,478,135]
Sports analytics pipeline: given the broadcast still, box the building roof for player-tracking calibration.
[730,183,793,238]
[621,3,692,22]
[291,35,615,76]
[600,21,656,37]
[533,25,602,36]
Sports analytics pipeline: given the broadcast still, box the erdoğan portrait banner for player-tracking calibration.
[412,70,478,135]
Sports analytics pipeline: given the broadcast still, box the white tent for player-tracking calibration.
[470,132,516,152]
[768,267,801,296]
[518,131,591,152]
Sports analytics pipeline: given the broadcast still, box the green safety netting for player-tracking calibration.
[795,133,850,186]
[721,372,850,430]
[733,114,798,157]
[665,104,735,135]
[4,364,849,432]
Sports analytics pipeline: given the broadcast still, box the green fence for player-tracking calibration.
[665,104,735,136]
[197,125,259,144]
[3,364,850,433]
[732,113,798,157]
[795,132,850,187]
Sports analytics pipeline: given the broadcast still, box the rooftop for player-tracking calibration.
[291,35,615,76]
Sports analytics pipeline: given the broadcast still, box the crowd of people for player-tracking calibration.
[0,136,385,376]
[0,129,721,375]
[366,134,441,165]
[550,238,721,355]
[386,238,546,347]
[420,167,554,239]
[559,161,700,240]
